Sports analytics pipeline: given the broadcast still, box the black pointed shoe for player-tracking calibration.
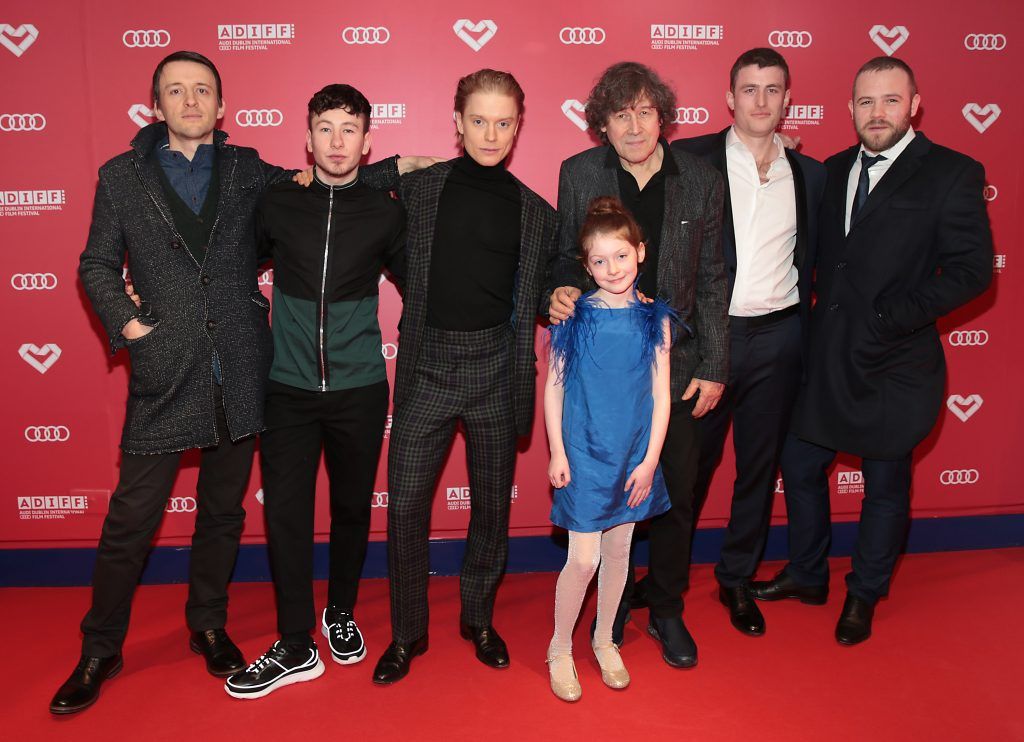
[835,594,874,646]
[372,636,429,685]
[589,601,632,648]
[719,585,766,636]
[189,628,246,677]
[459,623,510,669]
[49,654,123,715]
[647,615,698,668]
[749,570,828,605]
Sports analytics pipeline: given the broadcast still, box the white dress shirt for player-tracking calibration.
[844,126,916,235]
[725,127,799,317]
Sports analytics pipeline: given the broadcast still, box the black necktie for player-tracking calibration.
[851,152,887,222]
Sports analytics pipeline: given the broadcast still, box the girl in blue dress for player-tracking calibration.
[544,197,674,702]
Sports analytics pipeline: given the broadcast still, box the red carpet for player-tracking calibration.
[7,548,1022,741]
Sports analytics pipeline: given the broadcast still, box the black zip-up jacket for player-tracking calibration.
[256,172,406,392]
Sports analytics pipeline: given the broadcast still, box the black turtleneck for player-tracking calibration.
[427,155,521,330]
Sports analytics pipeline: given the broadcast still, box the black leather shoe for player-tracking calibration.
[646,615,697,668]
[49,654,123,715]
[372,636,429,685]
[628,578,649,609]
[719,585,766,636]
[189,628,246,677]
[749,570,828,605]
[835,594,874,645]
[459,623,510,669]
[589,601,632,648]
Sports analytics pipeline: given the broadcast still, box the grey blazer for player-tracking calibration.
[554,141,728,396]
[79,122,286,454]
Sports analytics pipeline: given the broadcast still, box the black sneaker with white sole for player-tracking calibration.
[322,607,367,665]
[224,641,324,699]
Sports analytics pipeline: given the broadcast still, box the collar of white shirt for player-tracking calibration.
[725,126,787,164]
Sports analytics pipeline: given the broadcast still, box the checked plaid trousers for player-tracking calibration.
[386,324,517,643]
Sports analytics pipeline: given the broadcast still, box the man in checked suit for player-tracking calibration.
[750,57,992,644]
[549,62,728,668]
[673,48,826,637]
[370,69,558,684]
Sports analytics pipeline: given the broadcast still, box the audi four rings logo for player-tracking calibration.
[674,107,710,125]
[166,497,197,513]
[24,425,70,442]
[342,26,390,44]
[560,27,605,44]
[939,469,979,485]
[964,34,1006,50]
[0,113,46,131]
[11,272,57,290]
[768,30,812,48]
[235,109,283,127]
[948,330,989,346]
[122,30,171,47]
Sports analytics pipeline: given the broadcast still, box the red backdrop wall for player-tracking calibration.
[1,0,1020,550]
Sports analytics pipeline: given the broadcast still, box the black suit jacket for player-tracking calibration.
[791,132,992,459]
[672,127,825,364]
[373,159,557,436]
[554,141,728,393]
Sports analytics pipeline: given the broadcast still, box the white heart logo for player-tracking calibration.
[946,393,983,422]
[19,343,62,374]
[961,103,1001,133]
[128,103,156,129]
[453,19,497,51]
[0,24,39,57]
[561,99,588,132]
[868,25,909,56]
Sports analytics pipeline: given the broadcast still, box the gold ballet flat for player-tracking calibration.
[545,653,582,702]
[592,642,630,689]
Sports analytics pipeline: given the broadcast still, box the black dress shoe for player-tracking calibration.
[372,636,429,685]
[646,615,697,668]
[749,570,828,605]
[719,585,766,636]
[459,623,510,669]
[49,654,123,715]
[588,601,632,648]
[189,628,246,677]
[835,594,874,646]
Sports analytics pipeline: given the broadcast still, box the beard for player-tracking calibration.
[857,113,911,153]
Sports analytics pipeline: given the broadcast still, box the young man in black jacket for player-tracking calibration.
[225,84,405,699]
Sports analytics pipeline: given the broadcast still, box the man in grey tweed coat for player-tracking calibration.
[549,62,728,669]
[51,52,288,715]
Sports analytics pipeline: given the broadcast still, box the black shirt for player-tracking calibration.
[427,155,521,330]
[610,140,678,297]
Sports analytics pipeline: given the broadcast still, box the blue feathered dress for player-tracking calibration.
[548,291,676,532]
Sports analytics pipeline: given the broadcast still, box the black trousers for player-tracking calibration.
[386,325,516,643]
[623,397,700,618]
[80,386,254,658]
[260,379,388,637]
[694,311,802,588]
[779,433,913,604]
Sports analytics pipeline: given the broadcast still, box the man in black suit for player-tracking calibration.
[549,62,727,668]
[750,57,992,644]
[674,48,825,637]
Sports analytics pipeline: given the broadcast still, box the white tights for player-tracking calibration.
[548,522,635,656]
